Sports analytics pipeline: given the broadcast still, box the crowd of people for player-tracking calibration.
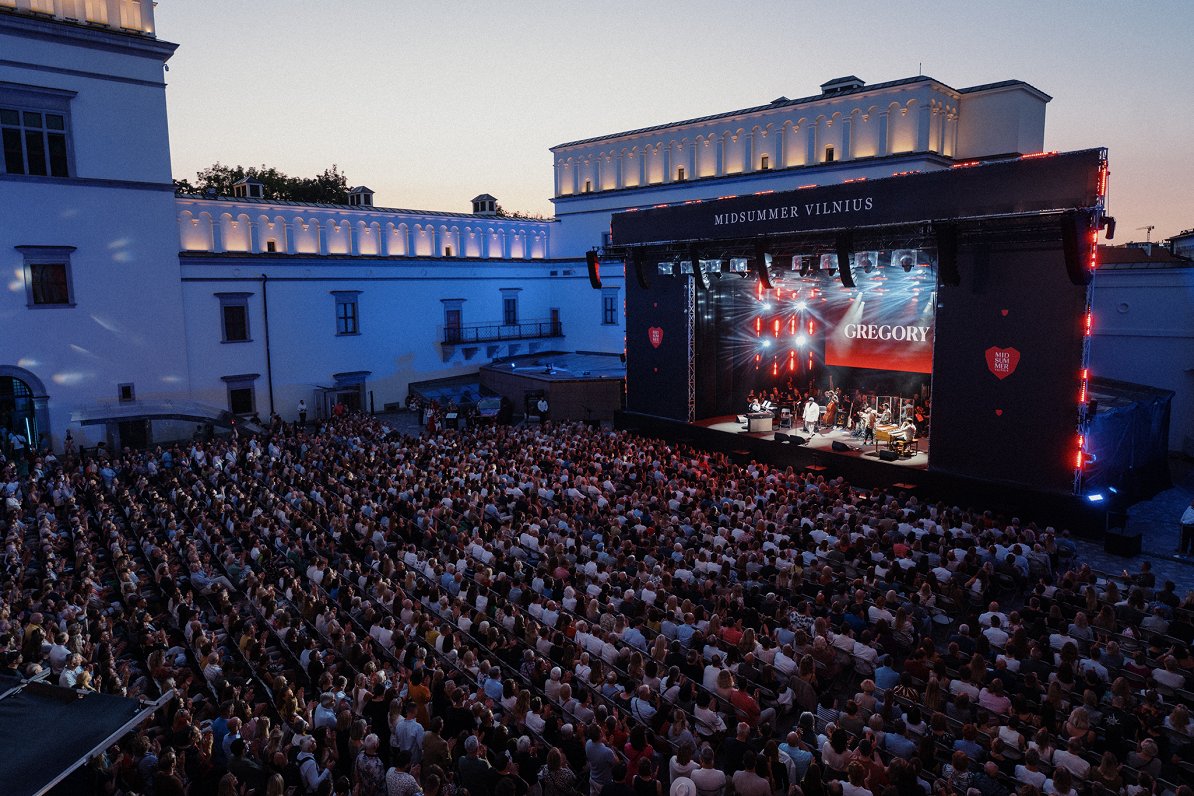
[1,412,1192,796]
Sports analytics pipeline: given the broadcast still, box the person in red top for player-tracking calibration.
[729,686,776,730]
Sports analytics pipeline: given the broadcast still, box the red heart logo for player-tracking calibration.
[984,346,1021,380]
[1000,309,1009,317]
[648,327,664,348]
[995,409,1003,416]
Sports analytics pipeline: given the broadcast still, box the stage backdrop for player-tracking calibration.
[626,274,691,420]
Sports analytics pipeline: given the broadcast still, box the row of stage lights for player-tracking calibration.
[657,249,935,278]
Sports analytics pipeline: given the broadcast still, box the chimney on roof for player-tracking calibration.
[348,186,374,207]
[820,76,865,95]
[472,193,498,216]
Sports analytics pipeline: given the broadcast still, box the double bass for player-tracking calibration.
[823,392,838,428]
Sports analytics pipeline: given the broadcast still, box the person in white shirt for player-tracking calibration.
[802,398,821,435]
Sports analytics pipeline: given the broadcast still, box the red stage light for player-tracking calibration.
[1020,151,1058,159]
[773,319,781,337]
[808,320,814,335]
[754,317,761,335]
[772,361,779,376]
[789,318,797,334]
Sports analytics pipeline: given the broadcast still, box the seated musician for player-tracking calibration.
[890,418,918,454]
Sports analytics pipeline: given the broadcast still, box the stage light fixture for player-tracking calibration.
[795,301,807,311]
[795,334,808,347]
[762,340,772,348]
[859,253,874,273]
[900,254,915,273]
[729,258,750,273]
[1086,493,1104,503]
[1103,216,1116,240]
[657,262,675,275]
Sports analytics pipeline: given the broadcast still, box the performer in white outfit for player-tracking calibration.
[802,398,820,435]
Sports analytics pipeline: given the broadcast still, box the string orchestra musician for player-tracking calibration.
[860,405,878,444]
[823,391,838,428]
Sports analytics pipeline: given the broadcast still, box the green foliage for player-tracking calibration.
[494,203,547,220]
[176,162,350,204]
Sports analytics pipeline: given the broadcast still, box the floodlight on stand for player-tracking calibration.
[822,253,837,276]
[657,262,676,276]
[859,252,874,273]
[729,258,750,273]
[679,260,694,274]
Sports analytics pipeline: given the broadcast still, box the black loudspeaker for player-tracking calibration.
[691,245,709,291]
[936,224,960,287]
[878,449,900,462]
[1061,211,1094,286]
[586,250,601,289]
[835,231,855,288]
[632,250,650,289]
[774,432,788,443]
[831,440,850,452]
[1103,521,1140,557]
[754,241,774,289]
[789,435,807,446]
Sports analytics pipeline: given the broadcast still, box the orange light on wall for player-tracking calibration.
[773,319,781,337]
[772,360,779,376]
[754,317,761,336]
[789,351,796,371]
[789,318,797,334]
[808,320,814,335]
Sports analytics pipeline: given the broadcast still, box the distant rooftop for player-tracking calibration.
[177,194,555,223]
[1098,243,1192,269]
[552,75,1050,150]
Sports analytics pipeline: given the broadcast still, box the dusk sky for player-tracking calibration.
[158,1,1193,242]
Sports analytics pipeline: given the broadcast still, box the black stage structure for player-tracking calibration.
[607,149,1121,533]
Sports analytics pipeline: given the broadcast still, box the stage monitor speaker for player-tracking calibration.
[835,231,855,288]
[878,449,899,462]
[632,250,650,289]
[1061,211,1094,286]
[831,440,850,452]
[754,241,774,289]
[774,432,788,443]
[789,434,807,446]
[1103,521,1140,557]
[586,250,602,289]
[936,224,960,287]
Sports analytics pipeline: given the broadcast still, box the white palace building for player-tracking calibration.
[0,0,1055,450]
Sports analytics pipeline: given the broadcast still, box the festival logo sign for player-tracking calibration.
[648,327,664,348]
[984,346,1021,380]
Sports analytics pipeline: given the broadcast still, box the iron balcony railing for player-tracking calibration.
[442,318,563,344]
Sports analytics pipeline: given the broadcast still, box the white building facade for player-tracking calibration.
[4,1,1073,451]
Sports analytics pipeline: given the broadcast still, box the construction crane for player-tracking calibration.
[1137,225,1155,242]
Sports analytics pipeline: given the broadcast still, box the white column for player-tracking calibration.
[316,222,328,255]
[615,154,624,189]
[433,226,444,256]
[742,132,754,173]
[776,126,787,168]
[349,223,360,256]
[662,145,672,183]
[248,218,261,252]
[715,137,725,176]
[105,0,122,27]
[570,163,579,195]
[481,232,490,259]
[638,151,647,186]
[405,226,415,256]
[877,112,890,156]
[842,117,853,160]
[283,222,295,253]
[553,162,561,197]
[501,230,512,259]
[917,104,932,151]
[595,157,603,191]
[687,142,696,178]
[806,123,818,163]
[210,218,224,253]
[379,226,389,256]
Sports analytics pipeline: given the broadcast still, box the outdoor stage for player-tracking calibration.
[697,415,929,469]
[608,148,1125,536]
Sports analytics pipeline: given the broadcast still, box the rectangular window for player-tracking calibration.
[824,145,836,163]
[0,102,71,177]
[333,291,361,335]
[266,240,277,252]
[601,288,620,326]
[216,293,252,342]
[760,155,770,170]
[444,308,462,342]
[677,166,686,181]
[222,373,260,416]
[30,263,70,305]
[17,246,75,308]
[503,296,518,326]
[228,386,254,415]
[118,383,135,403]
[584,179,592,193]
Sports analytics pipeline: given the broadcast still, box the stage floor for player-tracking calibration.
[697,416,929,470]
